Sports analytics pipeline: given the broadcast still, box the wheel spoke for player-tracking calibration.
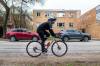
[10,36,16,41]
[51,41,68,57]
[26,42,42,57]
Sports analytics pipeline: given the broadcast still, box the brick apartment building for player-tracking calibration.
[79,5,100,39]
[32,9,81,32]
[0,5,100,39]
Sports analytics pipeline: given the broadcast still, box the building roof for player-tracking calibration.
[33,9,81,12]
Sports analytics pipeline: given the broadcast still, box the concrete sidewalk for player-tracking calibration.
[0,38,8,41]
[92,38,100,41]
[0,53,100,65]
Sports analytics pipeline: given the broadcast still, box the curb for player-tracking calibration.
[0,38,8,41]
[92,38,100,41]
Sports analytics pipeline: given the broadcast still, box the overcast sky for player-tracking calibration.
[32,0,100,14]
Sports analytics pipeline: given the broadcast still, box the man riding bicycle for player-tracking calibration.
[37,17,57,53]
[26,18,67,57]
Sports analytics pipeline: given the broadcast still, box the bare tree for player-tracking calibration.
[0,0,10,37]
[0,0,45,37]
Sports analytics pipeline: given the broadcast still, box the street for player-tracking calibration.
[0,40,100,57]
[1,40,100,63]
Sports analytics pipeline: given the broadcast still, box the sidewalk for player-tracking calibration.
[0,38,8,41]
[0,53,100,65]
[92,38,100,41]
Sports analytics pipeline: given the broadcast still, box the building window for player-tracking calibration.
[45,12,50,17]
[56,12,65,17]
[45,12,54,17]
[67,12,76,18]
[69,22,74,27]
[57,23,65,27]
[36,12,40,16]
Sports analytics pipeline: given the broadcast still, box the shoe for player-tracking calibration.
[44,48,48,53]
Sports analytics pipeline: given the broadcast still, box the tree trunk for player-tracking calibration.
[3,8,10,37]
[0,0,10,38]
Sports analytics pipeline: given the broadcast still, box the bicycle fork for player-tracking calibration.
[56,41,61,50]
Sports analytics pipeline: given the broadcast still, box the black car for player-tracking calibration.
[59,29,91,42]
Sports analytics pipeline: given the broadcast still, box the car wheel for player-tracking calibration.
[10,36,16,42]
[83,37,89,42]
[80,39,83,41]
[63,36,69,42]
[32,36,38,41]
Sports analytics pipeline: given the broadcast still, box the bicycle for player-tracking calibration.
[26,37,68,57]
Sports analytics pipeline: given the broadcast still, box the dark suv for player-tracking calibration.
[59,29,91,42]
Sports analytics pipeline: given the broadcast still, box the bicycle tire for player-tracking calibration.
[51,40,68,57]
[26,41,42,57]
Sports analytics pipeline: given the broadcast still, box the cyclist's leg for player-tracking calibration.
[37,30,50,53]
[37,31,46,53]
[43,31,50,52]
[44,31,50,38]
[41,31,50,53]
[42,31,50,52]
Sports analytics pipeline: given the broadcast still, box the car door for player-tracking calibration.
[73,30,83,39]
[67,30,76,39]
[22,30,32,40]
[15,29,25,39]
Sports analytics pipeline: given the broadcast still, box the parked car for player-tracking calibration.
[58,29,91,42]
[6,28,40,41]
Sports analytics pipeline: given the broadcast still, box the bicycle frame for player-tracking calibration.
[45,37,61,49]
[26,36,68,57]
[29,36,62,53]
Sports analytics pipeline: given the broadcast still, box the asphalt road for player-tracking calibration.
[0,40,100,63]
[0,40,100,57]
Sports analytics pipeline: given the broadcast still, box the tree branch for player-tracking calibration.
[0,0,9,10]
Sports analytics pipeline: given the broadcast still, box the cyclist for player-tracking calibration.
[37,17,57,53]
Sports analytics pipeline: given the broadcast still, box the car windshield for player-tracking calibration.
[22,29,27,32]
[67,30,74,32]
[11,29,17,32]
[11,28,27,32]
[67,30,82,33]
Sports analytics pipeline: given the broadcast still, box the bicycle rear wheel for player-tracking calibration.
[51,41,68,57]
[26,41,42,57]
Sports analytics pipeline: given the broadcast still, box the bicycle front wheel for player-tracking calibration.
[51,41,68,57]
[26,41,42,57]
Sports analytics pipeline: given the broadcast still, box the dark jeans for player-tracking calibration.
[37,30,50,52]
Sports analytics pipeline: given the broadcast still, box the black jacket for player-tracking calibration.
[37,22,56,37]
